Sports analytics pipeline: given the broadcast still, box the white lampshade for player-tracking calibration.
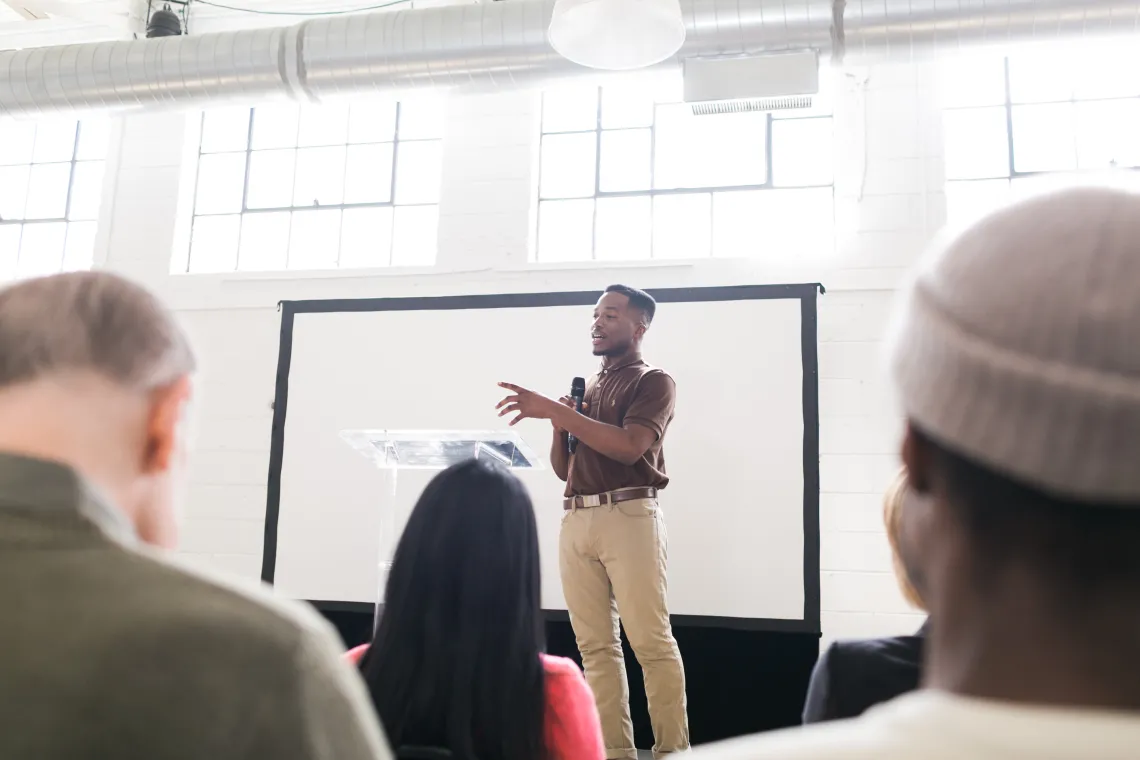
[548,0,687,71]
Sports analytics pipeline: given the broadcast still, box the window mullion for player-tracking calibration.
[590,86,602,261]
[62,121,82,223]
[389,103,401,266]
[1004,57,1017,178]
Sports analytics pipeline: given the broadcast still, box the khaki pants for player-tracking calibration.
[559,496,689,760]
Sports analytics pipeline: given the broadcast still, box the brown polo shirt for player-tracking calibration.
[566,357,676,497]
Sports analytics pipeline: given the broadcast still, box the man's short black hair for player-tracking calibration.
[921,428,1140,598]
[605,284,656,324]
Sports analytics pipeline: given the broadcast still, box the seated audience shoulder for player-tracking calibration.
[802,627,926,723]
[539,655,606,760]
[133,556,386,759]
[347,646,603,760]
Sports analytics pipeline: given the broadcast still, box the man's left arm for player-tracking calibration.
[556,372,676,467]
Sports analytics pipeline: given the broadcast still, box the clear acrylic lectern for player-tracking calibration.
[340,429,543,628]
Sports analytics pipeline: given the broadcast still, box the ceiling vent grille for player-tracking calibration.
[683,51,820,116]
[691,95,815,116]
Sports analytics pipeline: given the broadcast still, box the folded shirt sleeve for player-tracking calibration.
[622,370,677,440]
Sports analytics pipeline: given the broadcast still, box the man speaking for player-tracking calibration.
[496,285,689,759]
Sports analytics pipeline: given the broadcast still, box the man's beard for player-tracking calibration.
[593,340,631,358]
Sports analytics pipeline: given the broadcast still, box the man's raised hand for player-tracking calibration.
[496,382,562,427]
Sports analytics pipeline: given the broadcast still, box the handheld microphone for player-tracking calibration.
[568,377,586,454]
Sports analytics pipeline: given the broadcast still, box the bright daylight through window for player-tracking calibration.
[537,75,834,262]
[187,98,444,273]
[0,117,109,280]
[942,47,1140,228]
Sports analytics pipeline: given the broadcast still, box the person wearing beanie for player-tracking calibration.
[690,185,1140,759]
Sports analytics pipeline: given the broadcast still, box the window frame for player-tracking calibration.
[0,120,96,226]
[536,84,835,263]
[942,54,1140,230]
[0,118,107,277]
[185,101,443,273]
[945,56,1140,184]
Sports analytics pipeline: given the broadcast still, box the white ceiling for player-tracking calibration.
[188,0,469,34]
[0,0,461,49]
[0,0,141,48]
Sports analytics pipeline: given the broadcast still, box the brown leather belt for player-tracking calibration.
[563,487,658,511]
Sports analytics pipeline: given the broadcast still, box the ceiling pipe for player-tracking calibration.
[0,0,1137,117]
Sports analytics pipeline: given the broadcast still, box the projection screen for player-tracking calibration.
[262,285,820,631]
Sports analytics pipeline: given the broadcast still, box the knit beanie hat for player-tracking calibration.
[888,185,1140,503]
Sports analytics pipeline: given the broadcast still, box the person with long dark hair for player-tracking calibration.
[349,458,604,760]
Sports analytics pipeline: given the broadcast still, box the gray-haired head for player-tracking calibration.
[0,271,197,550]
[0,271,196,392]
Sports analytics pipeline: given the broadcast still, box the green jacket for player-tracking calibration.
[0,452,390,760]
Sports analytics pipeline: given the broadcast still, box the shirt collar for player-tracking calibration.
[0,451,137,546]
[599,354,646,375]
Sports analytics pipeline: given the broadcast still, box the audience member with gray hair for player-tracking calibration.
[0,272,391,760]
[692,186,1140,758]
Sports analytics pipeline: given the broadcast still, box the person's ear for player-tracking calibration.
[142,376,193,475]
[901,421,933,495]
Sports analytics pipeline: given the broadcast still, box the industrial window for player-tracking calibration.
[0,117,109,280]
[536,75,834,262]
[942,49,1140,228]
[186,99,444,273]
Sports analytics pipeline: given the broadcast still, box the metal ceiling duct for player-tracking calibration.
[0,0,1137,116]
[839,0,1140,61]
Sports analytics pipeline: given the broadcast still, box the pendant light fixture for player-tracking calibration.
[548,0,686,71]
[145,0,188,38]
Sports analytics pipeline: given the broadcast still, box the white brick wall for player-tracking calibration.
[94,61,941,644]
